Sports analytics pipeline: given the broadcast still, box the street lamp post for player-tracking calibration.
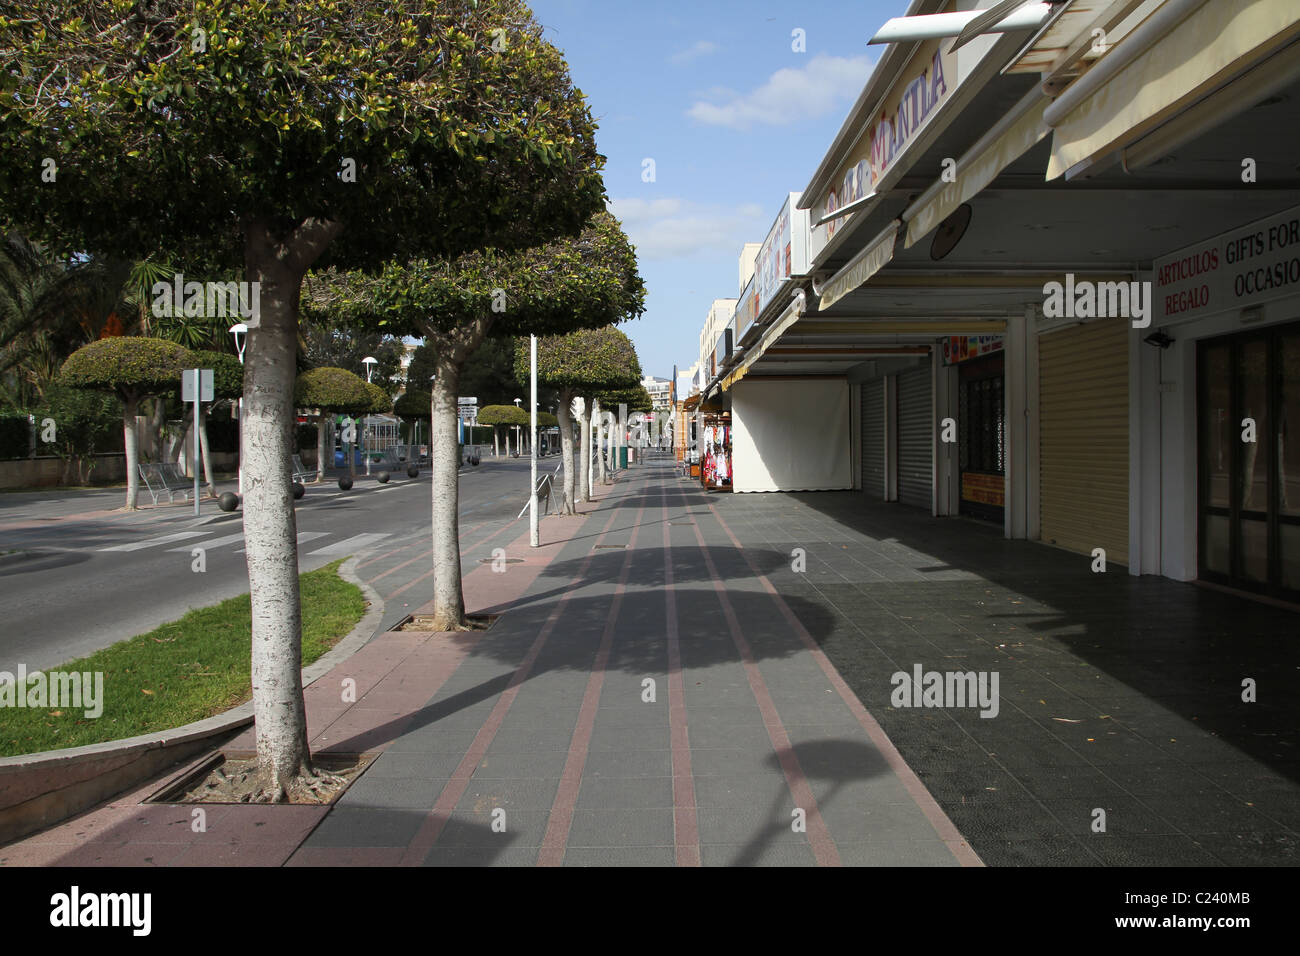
[362,356,377,476]
[228,323,247,496]
[513,397,522,457]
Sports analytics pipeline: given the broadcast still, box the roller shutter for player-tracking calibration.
[897,367,932,510]
[862,378,885,499]
[1039,320,1129,565]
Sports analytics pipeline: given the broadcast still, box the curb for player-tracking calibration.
[0,555,386,846]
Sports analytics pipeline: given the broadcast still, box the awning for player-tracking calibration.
[904,89,1050,248]
[817,221,900,311]
[1046,0,1300,179]
[721,293,806,391]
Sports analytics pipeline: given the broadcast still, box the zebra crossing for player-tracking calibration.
[100,529,390,557]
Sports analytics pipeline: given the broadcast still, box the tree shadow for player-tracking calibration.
[729,739,891,867]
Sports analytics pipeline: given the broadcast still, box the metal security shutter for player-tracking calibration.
[861,379,885,499]
[897,367,932,510]
[1039,320,1129,565]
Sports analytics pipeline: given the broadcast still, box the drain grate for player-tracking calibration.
[593,544,627,550]
[478,557,524,564]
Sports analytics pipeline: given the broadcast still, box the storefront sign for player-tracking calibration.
[814,36,956,259]
[1154,204,1300,323]
[943,334,1004,365]
[962,471,1004,507]
[753,194,810,322]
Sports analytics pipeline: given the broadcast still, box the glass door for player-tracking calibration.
[1198,322,1300,600]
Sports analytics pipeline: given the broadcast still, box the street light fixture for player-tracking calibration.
[361,356,378,475]
[228,324,247,494]
[513,397,522,457]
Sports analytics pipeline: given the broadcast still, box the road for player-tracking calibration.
[0,456,551,672]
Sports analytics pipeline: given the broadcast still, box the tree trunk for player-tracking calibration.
[199,404,216,497]
[493,426,499,458]
[430,352,466,629]
[122,394,139,510]
[316,413,329,482]
[581,400,592,503]
[556,390,577,515]
[242,216,341,799]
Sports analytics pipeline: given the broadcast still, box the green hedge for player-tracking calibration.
[0,412,31,460]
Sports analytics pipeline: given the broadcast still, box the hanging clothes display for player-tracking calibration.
[700,412,732,492]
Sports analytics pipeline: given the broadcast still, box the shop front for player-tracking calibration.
[945,335,1005,523]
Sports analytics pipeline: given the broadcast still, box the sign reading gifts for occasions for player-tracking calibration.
[1153,204,1300,323]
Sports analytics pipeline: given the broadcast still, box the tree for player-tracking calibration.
[295,368,375,480]
[58,337,191,508]
[304,212,644,631]
[520,327,642,514]
[478,403,528,456]
[300,316,405,391]
[185,350,244,496]
[1,0,606,799]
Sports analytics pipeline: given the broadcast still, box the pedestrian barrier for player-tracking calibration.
[137,462,195,505]
[517,462,562,519]
[291,454,318,484]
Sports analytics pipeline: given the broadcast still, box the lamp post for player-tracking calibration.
[513,397,522,457]
[362,356,376,476]
[228,323,247,495]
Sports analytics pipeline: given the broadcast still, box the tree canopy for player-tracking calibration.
[0,0,606,268]
[393,388,431,421]
[521,326,643,394]
[477,404,529,427]
[294,367,374,416]
[59,337,191,401]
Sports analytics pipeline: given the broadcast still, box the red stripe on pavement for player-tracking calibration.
[663,509,701,867]
[536,499,647,866]
[384,518,521,601]
[706,503,984,867]
[685,494,842,867]
[397,503,626,867]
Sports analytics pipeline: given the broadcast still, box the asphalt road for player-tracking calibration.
[0,456,550,672]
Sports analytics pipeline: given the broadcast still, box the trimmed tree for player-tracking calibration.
[478,403,528,456]
[303,212,644,630]
[295,368,373,480]
[58,337,191,509]
[0,0,606,800]
[521,327,642,515]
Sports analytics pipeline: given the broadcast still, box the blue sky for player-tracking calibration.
[529,0,902,381]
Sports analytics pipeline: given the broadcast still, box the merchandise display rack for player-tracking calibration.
[700,410,732,492]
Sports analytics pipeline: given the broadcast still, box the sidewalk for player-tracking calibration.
[0,460,978,867]
[8,457,1294,866]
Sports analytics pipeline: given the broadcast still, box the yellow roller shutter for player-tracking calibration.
[1039,320,1129,566]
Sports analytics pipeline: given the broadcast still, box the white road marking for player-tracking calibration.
[305,532,390,556]
[236,531,330,554]
[100,531,210,552]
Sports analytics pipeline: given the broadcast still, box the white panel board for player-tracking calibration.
[732,379,852,492]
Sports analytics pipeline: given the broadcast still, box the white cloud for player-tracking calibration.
[686,53,873,130]
[607,197,769,262]
[671,40,720,64]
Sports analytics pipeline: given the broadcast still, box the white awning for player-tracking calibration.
[817,221,900,311]
[721,292,805,391]
[1047,0,1300,179]
[903,88,1050,248]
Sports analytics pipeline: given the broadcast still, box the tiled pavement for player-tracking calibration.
[5,455,1297,866]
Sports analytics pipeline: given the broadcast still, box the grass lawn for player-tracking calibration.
[0,559,365,757]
